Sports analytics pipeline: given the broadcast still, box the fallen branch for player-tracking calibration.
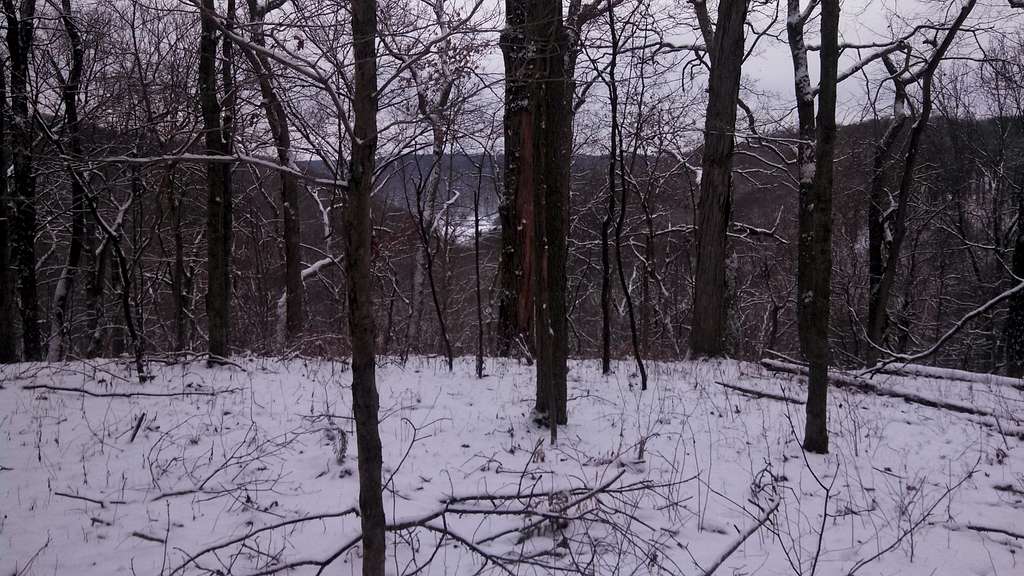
[168,508,359,576]
[716,381,804,405]
[23,384,236,398]
[964,523,1024,540]
[702,499,780,576]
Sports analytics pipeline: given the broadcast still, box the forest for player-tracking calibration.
[2,0,1024,575]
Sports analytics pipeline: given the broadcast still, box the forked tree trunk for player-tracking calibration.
[866,68,909,360]
[245,0,304,348]
[48,0,86,362]
[866,0,976,364]
[689,0,748,358]
[348,0,387,569]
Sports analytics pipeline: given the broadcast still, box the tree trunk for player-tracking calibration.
[607,1,646,391]
[199,0,233,362]
[48,0,86,362]
[866,76,909,360]
[866,0,976,364]
[600,162,614,374]
[529,0,570,432]
[0,51,16,362]
[348,0,387,570]
[497,0,535,359]
[1005,182,1024,377]
[245,0,304,348]
[787,0,838,454]
[4,0,41,360]
[689,0,748,358]
[474,157,486,378]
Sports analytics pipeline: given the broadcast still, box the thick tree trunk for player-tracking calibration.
[689,0,748,358]
[199,0,233,362]
[348,0,387,570]
[48,0,86,362]
[0,53,16,362]
[497,0,535,359]
[529,0,570,431]
[5,0,41,360]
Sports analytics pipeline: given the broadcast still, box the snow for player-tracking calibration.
[1,356,1021,575]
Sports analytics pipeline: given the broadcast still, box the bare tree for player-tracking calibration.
[3,0,41,360]
[348,0,387,570]
[199,0,234,363]
[0,50,15,363]
[786,0,840,453]
[46,0,87,362]
[689,0,749,358]
[243,0,304,348]
[865,0,978,362]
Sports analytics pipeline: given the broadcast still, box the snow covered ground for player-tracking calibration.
[1,356,1021,575]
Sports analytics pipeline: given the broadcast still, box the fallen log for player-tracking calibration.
[761,359,1003,420]
[868,363,1024,392]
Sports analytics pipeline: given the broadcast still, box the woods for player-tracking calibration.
[0,0,1022,437]
[2,0,1024,573]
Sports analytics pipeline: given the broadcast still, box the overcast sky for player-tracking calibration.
[741,0,1021,121]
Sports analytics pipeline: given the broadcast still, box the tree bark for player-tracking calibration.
[4,0,41,360]
[199,0,233,362]
[0,52,16,362]
[787,0,838,454]
[689,0,748,358]
[866,65,909,360]
[47,0,87,362]
[529,0,570,431]
[497,0,535,359]
[348,0,387,569]
[1005,181,1024,377]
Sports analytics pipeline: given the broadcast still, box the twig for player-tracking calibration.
[129,412,146,443]
[53,490,127,508]
[131,531,166,544]
[846,464,976,575]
